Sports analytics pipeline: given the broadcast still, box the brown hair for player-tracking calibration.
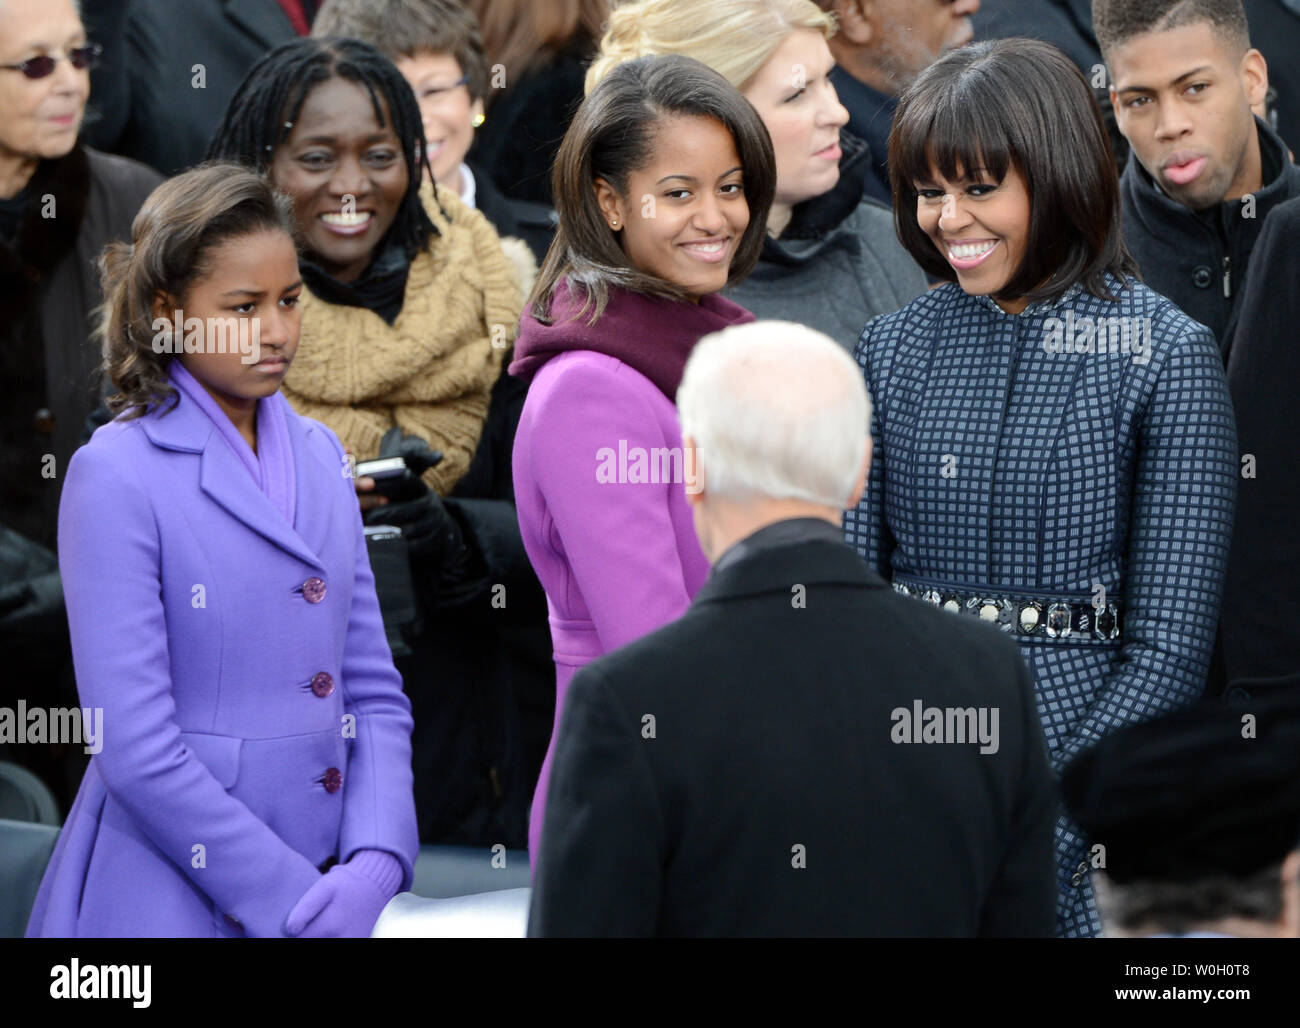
[99,162,298,419]
[312,0,490,104]
[467,0,609,87]
[889,37,1137,305]
[530,53,775,325]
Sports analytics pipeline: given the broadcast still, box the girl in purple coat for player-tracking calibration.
[509,55,776,860]
[26,164,418,938]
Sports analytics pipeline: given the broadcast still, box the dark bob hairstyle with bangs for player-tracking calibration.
[888,37,1137,305]
[530,53,776,325]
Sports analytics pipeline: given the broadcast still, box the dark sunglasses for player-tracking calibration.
[0,43,102,80]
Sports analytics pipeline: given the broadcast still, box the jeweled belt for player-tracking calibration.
[891,579,1122,641]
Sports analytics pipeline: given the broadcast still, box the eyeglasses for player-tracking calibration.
[416,74,469,101]
[0,43,102,80]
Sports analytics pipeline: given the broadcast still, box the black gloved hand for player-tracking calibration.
[372,426,443,504]
[364,490,464,566]
[0,570,66,641]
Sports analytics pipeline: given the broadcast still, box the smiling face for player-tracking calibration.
[741,29,848,210]
[594,114,750,299]
[394,50,481,192]
[915,161,1031,312]
[0,0,90,171]
[162,229,303,416]
[1109,21,1267,210]
[268,76,410,282]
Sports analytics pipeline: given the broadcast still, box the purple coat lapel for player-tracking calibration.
[140,389,333,572]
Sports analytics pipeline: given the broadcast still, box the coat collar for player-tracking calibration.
[140,383,333,570]
[222,0,298,49]
[692,535,888,607]
[767,130,875,253]
[1121,116,1300,236]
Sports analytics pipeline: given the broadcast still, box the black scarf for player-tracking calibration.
[0,146,91,550]
[0,145,90,325]
[299,238,413,326]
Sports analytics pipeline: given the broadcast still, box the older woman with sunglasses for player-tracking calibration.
[0,0,159,805]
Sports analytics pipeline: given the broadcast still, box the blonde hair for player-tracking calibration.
[585,0,835,94]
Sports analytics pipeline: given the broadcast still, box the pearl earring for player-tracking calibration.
[611,218,620,228]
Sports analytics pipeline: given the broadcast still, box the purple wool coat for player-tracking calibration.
[510,284,754,860]
[26,381,418,938]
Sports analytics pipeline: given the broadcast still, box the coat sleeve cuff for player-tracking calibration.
[346,848,406,899]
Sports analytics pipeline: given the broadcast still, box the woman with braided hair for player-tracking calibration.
[207,37,552,853]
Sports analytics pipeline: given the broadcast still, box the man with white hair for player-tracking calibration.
[527,321,1057,937]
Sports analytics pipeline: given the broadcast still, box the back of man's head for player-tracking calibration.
[1094,0,1267,209]
[677,320,870,509]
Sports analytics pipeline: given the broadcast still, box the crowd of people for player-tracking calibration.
[2,0,1299,939]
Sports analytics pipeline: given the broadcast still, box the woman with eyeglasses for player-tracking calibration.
[0,0,159,805]
[313,0,557,264]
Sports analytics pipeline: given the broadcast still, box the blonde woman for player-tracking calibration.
[586,0,926,350]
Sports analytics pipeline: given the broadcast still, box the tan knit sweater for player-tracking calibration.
[283,185,523,495]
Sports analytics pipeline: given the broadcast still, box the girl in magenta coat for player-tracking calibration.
[508,55,776,860]
[26,165,418,938]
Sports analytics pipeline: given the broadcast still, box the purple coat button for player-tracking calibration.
[223,914,242,932]
[310,671,334,697]
[322,767,343,794]
[302,577,326,603]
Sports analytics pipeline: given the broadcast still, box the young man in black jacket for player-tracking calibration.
[1095,0,1300,358]
[1214,197,1300,702]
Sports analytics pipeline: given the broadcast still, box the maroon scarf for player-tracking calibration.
[509,278,754,400]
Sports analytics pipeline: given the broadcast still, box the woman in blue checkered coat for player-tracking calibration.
[844,39,1237,937]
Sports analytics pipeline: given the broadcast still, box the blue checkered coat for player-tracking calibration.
[844,277,1237,937]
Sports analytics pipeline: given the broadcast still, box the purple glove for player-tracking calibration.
[285,850,404,938]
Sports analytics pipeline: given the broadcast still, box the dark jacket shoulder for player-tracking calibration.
[577,537,1029,707]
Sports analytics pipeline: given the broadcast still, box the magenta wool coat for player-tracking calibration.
[510,284,754,860]
[26,383,418,938]
[513,351,711,859]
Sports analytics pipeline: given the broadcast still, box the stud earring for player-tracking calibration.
[610,217,620,229]
[472,112,485,127]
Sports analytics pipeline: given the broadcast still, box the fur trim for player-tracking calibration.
[498,235,538,306]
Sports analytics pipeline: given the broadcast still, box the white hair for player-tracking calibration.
[676,320,871,507]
